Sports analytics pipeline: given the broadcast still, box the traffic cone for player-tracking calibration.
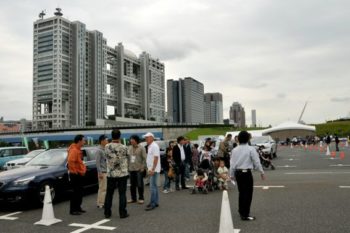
[34,185,62,226]
[326,146,330,156]
[331,151,336,158]
[340,152,345,160]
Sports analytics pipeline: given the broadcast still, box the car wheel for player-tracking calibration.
[38,182,56,204]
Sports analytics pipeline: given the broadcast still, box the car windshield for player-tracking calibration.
[26,150,67,166]
[251,136,270,144]
[25,150,44,158]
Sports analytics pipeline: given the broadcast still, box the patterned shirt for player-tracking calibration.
[105,142,129,178]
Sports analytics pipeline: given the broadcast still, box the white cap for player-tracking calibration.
[143,132,154,138]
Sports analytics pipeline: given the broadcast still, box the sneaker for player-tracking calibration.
[138,200,144,204]
[97,205,104,209]
[163,189,170,194]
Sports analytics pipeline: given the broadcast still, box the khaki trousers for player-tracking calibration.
[97,173,107,206]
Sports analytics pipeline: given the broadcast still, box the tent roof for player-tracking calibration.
[262,121,316,135]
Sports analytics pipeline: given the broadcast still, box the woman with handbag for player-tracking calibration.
[162,141,175,193]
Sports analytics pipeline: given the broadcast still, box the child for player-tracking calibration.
[192,168,208,194]
[217,160,229,190]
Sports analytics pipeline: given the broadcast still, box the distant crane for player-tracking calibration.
[38,10,46,19]
[298,101,308,124]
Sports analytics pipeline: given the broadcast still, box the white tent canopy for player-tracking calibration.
[262,121,316,135]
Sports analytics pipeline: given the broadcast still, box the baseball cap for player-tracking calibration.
[143,132,154,138]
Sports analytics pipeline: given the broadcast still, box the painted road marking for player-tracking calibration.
[219,190,240,233]
[277,165,296,168]
[339,186,350,188]
[323,157,340,160]
[286,171,350,175]
[0,212,22,220]
[330,164,350,167]
[69,219,116,233]
[284,158,299,161]
[254,185,285,190]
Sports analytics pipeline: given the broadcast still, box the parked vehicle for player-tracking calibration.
[250,136,277,159]
[0,147,99,204]
[4,149,46,170]
[0,147,29,169]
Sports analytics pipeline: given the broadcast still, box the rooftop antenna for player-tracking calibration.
[54,7,63,17]
[39,10,46,19]
[298,101,308,123]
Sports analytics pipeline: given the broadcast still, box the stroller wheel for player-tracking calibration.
[203,189,208,194]
[271,164,276,170]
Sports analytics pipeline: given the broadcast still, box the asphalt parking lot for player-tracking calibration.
[1,144,350,233]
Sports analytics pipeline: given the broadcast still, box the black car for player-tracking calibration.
[0,147,99,204]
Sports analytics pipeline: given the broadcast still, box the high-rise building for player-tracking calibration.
[229,102,246,128]
[32,9,165,129]
[251,109,256,127]
[204,93,223,124]
[167,77,204,123]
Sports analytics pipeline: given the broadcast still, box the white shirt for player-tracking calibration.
[178,144,185,161]
[230,144,264,178]
[147,141,161,172]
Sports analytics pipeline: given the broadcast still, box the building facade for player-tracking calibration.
[229,102,246,128]
[251,109,256,127]
[167,77,204,123]
[204,93,223,124]
[32,9,165,129]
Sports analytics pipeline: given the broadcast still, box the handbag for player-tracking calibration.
[168,167,175,179]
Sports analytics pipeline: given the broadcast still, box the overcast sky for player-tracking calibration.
[0,0,349,126]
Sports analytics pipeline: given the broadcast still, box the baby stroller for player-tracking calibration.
[198,159,217,191]
[192,168,209,194]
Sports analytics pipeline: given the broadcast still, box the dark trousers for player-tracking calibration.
[104,176,128,217]
[129,171,144,201]
[175,162,186,188]
[69,173,84,213]
[336,143,339,151]
[235,170,253,218]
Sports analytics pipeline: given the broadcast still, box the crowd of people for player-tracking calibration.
[66,130,265,222]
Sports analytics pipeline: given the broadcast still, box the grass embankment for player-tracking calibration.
[315,121,350,137]
[185,121,350,140]
[185,126,266,140]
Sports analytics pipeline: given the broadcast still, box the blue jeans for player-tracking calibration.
[163,170,170,190]
[185,162,190,179]
[149,172,159,207]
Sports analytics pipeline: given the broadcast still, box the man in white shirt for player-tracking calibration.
[143,132,160,211]
[230,131,265,221]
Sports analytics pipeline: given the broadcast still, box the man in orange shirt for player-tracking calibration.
[67,134,86,215]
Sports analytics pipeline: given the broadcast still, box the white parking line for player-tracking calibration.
[339,186,350,188]
[329,164,350,167]
[0,212,22,220]
[286,171,350,175]
[277,165,296,168]
[69,219,116,233]
[254,186,285,190]
[284,158,299,161]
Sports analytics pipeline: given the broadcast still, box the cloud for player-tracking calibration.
[132,38,200,61]
[330,97,350,103]
[276,93,286,99]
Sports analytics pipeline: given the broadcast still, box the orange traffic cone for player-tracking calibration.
[340,151,345,160]
[331,151,336,158]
